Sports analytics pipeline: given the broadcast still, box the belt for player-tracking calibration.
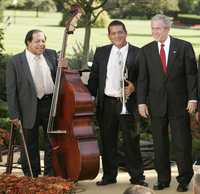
[104,95,121,101]
[38,94,53,101]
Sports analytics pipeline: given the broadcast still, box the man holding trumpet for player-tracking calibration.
[88,20,147,186]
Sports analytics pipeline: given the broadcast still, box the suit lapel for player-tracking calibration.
[20,50,56,96]
[102,45,112,86]
[167,37,176,74]
[21,52,36,93]
[125,45,133,69]
[43,51,54,74]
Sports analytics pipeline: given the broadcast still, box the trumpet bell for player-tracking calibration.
[120,103,129,115]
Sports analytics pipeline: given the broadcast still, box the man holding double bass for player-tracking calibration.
[6,29,67,177]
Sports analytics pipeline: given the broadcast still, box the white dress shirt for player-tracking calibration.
[26,49,54,97]
[104,43,129,97]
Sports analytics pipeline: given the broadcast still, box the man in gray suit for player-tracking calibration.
[6,29,62,177]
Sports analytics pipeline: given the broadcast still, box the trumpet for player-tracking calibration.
[120,66,129,115]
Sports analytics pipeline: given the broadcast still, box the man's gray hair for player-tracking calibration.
[123,185,154,194]
[193,173,200,194]
[151,14,172,28]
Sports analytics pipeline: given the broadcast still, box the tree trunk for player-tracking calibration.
[36,7,39,18]
[82,13,91,70]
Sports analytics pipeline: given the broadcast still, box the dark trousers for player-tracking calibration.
[100,95,144,181]
[151,114,193,185]
[21,95,54,177]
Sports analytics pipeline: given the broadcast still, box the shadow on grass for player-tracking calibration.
[129,33,200,39]
[38,24,60,27]
[129,33,151,37]
[173,25,200,30]
[174,35,200,38]
[13,15,39,18]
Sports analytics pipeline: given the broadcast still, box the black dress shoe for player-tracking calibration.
[177,184,188,192]
[130,179,148,187]
[96,179,117,186]
[153,182,170,190]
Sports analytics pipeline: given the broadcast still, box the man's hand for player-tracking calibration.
[10,118,21,128]
[124,80,135,97]
[58,57,69,69]
[186,101,197,114]
[138,104,149,118]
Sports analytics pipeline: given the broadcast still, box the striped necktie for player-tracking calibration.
[33,55,45,99]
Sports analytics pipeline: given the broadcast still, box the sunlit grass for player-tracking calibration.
[2,10,200,57]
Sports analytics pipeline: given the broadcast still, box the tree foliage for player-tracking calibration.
[106,0,179,19]
[194,0,200,14]
[178,0,194,13]
[24,0,56,11]
[0,55,12,101]
[4,0,26,8]
[6,0,57,14]
[0,0,5,22]
[0,0,5,52]
[0,1,7,101]
[179,0,200,14]
[52,0,65,11]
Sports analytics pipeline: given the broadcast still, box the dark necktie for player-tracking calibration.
[160,44,167,73]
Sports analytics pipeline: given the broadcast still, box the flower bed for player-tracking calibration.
[0,173,75,194]
[0,128,10,162]
[0,128,10,146]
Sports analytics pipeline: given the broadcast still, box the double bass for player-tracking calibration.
[47,5,99,181]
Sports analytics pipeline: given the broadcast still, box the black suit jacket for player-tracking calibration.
[137,36,197,117]
[88,43,139,119]
[198,55,200,112]
[6,49,57,129]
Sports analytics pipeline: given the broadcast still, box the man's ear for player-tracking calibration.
[108,34,111,41]
[27,41,30,47]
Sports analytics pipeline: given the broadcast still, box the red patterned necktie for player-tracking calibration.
[160,44,167,73]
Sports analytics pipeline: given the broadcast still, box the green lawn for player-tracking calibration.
[2,10,200,58]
